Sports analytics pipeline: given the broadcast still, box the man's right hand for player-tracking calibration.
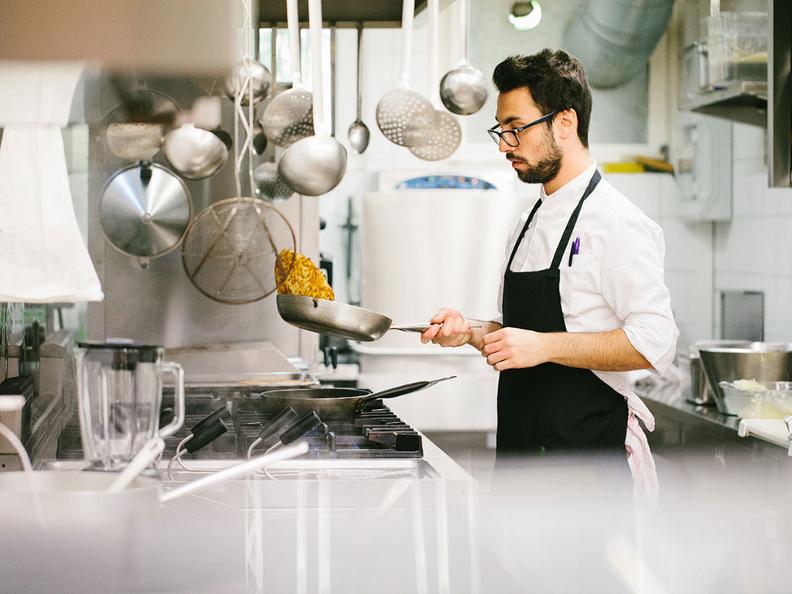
[420,308,472,347]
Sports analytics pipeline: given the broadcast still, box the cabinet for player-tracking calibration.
[678,0,791,187]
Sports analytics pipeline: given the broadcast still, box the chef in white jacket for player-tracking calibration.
[421,49,678,498]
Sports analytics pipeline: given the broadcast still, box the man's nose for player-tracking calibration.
[498,137,511,153]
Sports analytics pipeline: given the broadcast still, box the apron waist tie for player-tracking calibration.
[625,409,659,505]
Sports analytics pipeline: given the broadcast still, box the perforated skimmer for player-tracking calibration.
[375,0,434,148]
[409,0,461,162]
[260,0,314,148]
[181,197,296,304]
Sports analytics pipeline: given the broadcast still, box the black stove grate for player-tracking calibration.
[57,389,423,460]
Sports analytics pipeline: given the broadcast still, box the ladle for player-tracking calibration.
[347,23,370,154]
[439,0,488,115]
[278,0,347,196]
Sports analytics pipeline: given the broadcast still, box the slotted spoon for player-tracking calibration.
[260,0,314,148]
[375,0,435,148]
[409,0,461,161]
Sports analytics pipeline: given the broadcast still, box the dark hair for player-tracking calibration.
[493,49,592,147]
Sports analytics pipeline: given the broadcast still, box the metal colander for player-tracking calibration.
[260,90,314,148]
[253,161,294,201]
[181,197,296,304]
[103,89,179,162]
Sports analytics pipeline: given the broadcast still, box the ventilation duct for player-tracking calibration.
[563,0,675,88]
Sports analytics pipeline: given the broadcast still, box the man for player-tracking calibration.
[421,49,678,491]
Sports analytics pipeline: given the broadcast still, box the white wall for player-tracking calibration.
[712,123,792,342]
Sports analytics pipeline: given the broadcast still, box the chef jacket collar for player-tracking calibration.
[539,160,597,204]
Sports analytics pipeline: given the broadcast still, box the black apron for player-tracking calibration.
[497,171,628,454]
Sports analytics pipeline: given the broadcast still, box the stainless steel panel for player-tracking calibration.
[769,0,792,187]
[720,290,764,341]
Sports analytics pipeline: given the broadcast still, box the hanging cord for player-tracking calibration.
[0,421,32,472]
[166,434,193,480]
[233,0,257,198]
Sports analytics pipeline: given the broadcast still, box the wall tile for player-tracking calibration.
[765,277,792,342]
[731,123,766,161]
[659,216,712,271]
[713,217,782,277]
[605,173,661,219]
[666,269,713,345]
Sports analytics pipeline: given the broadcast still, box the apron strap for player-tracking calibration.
[549,170,601,270]
[505,197,543,272]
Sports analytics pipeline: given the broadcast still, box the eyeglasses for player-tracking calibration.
[487,111,558,147]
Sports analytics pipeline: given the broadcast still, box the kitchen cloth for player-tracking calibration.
[624,393,659,505]
[0,61,103,303]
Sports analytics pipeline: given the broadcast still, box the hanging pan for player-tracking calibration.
[100,162,192,267]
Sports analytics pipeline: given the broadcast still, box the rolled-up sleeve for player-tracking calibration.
[599,217,679,375]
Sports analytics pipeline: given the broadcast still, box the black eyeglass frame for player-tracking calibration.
[487,111,559,147]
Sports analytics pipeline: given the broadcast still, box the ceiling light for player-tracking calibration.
[509,1,542,30]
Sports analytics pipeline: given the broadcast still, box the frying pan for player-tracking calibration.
[255,376,456,420]
[276,294,478,341]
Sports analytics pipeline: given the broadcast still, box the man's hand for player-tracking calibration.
[481,327,549,371]
[420,308,472,347]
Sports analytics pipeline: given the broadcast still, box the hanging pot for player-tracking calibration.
[100,162,192,266]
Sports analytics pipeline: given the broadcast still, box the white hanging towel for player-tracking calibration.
[0,61,103,303]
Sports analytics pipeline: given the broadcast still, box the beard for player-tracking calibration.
[509,128,563,184]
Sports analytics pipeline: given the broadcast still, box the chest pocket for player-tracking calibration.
[561,254,600,299]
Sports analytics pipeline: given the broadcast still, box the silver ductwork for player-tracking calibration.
[563,0,675,88]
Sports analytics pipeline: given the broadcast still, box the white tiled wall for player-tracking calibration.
[712,123,792,342]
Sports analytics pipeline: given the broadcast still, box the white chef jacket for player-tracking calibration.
[496,162,679,399]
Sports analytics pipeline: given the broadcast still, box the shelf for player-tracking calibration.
[683,79,768,127]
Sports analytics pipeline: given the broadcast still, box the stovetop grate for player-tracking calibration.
[57,389,423,460]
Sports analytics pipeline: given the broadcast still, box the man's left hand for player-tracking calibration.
[480,328,549,371]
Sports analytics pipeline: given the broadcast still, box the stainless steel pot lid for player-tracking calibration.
[100,162,192,259]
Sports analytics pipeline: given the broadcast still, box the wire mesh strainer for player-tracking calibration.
[375,0,434,147]
[260,0,314,148]
[181,197,296,304]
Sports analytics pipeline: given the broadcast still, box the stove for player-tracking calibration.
[56,385,424,461]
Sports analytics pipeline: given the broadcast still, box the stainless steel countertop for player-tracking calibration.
[633,375,742,433]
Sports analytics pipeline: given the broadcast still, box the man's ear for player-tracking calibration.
[554,108,579,141]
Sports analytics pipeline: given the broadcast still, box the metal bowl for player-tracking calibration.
[224,58,271,106]
[687,340,751,405]
[698,343,792,414]
[163,124,230,180]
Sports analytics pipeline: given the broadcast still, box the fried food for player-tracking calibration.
[275,249,335,300]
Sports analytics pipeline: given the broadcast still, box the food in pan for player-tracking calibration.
[275,249,335,300]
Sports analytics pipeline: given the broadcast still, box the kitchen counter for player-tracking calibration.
[8,430,478,594]
[633,374,792,460]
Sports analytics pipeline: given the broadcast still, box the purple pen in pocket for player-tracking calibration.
[568,237,580,266]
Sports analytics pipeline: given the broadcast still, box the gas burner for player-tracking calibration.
[57,387,423,461]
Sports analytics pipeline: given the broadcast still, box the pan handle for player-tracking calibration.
[355,376,456,409]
